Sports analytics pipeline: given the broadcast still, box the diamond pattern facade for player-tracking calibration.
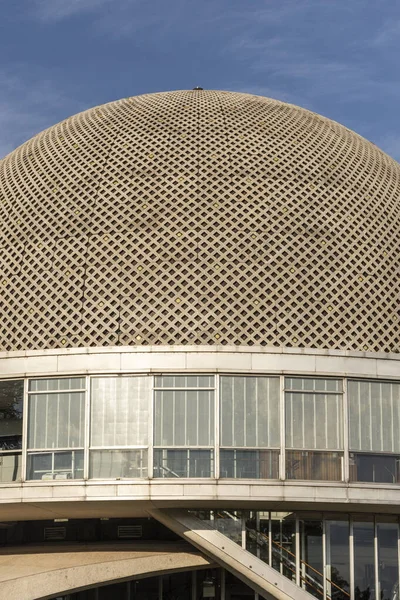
[0,89,399,351]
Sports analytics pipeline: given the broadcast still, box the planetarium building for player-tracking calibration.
[0,89,400,600]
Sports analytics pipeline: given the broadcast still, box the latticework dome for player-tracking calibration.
[0,89,399,352]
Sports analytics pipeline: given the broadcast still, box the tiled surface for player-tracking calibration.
[0,90,399,351]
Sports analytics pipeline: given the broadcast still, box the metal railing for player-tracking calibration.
[215,511,350,600]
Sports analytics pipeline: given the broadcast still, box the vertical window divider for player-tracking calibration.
[279,375,285,481]
[268,511,272,566]
[397,517,400,600]
[343,377,350,483]
[322,516,327,600]
[374,515,379,600]
[83,375,91,481]
[349,515,354,600]
[220,569,225,600]
[21,378,29,483]
[241,512,246,549]
[295,516,300,586]
[215,374,220,480]
[148,374,155,479]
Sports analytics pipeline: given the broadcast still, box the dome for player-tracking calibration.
[0,89,399,352]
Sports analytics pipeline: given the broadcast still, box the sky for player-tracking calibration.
[0,0,400,160]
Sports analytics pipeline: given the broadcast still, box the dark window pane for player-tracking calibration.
[271,513,297,582]
[0,380,23,450]
[286,450,342,481]
[377,521,398,600]
[326,518,350,600]
[350,453,400,483]
[153,449,213,478]
[220,449,279,479]
[354,521,375,600]
[300,519,324,598]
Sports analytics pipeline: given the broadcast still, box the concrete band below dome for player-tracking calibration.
[0,346,400,379]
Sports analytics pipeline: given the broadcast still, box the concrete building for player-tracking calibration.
[0,89,399,600]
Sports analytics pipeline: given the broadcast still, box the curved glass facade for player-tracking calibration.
[1,373,400,484]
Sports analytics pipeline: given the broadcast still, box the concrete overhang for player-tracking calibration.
[0,541,214,600]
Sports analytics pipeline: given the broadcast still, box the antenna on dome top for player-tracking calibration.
[192,86,204,90]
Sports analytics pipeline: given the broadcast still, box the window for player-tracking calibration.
[0,380,24,482]
[285,378,343,481]
[90,377,150,479]
[153,375,214,478]
[27,378,85,480]
[220,376,280,479]
[348,380,400,483]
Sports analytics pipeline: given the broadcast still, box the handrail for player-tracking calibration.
[214,514,349,600]
[254,529,350,598]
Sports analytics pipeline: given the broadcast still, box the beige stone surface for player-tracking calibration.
[1,90,399,353]
[0,541,213,600]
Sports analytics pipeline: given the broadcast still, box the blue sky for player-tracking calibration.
[1,0,400,160]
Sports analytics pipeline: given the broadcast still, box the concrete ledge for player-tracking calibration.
[0,345,399,379]
[1,480,400,521]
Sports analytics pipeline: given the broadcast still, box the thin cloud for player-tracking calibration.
[32,0,114,21]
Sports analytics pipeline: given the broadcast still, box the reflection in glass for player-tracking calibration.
[325,518,350,600]
[0,380,24,451]
[271,512,296,582]
[220,449,279,479]
[300,518,323,598]
[354,521,375,600]
[154,449,213,478]
[0,453,21,482]
[27,450,84,480]
[0,380,24,482]
[90,449,148,479]
[377,521,398,600]
[162,570,192,599]
[245,511,269,565]
[350,453,400,484]
[286,451,342,481]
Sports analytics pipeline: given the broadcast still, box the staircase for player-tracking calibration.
[149,508,321,600]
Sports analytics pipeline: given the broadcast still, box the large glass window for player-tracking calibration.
[154,375,214,478]
[0,379,24,482]
[349,380,400,483]
[300,516,323,598]
[353,519,375,600]
[285,378,343,481]
[220,376,280,479]
[377,519,398,600]
[325,516,350,600]
[27,377,85,480]
[90,377,150,479]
